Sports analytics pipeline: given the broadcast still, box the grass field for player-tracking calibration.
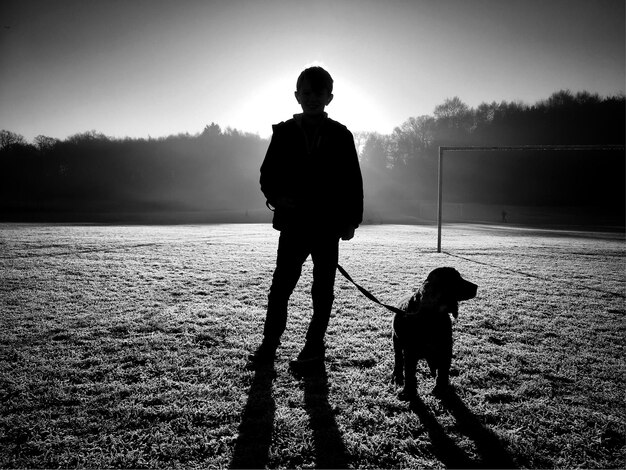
[1,223,624,469]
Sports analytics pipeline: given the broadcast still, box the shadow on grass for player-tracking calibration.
[409,389,517,469]
[230,364,276,469]
[297,364,350,469]
[439,389,517,469]
[409,394,476,468]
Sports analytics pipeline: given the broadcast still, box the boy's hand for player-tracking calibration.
[341,226,355,241]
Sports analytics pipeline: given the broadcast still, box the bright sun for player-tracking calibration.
[225,75,394,137]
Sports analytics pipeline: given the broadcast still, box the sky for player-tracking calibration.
[1,0,624,142]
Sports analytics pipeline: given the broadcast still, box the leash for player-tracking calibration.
[336,264,406,315]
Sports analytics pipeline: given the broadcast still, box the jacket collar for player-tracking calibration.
[292,112,329,127]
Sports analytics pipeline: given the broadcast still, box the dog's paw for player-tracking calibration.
[397,389,417,402]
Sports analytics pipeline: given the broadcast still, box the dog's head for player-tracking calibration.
[419,267,477,318]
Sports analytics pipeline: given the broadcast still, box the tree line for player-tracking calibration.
[1,90,624,225]
[0,124,268,222]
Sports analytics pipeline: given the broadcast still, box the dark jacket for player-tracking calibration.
[260,114,364,233]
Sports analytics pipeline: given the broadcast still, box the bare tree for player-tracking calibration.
[391,115,435,165]
[360,133,389,171]
[34,135,59,152]
[0,130,26,150]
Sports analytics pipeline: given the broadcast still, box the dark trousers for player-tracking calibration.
[263,228,339,347]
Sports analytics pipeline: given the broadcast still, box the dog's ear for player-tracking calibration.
[422,276,460,317]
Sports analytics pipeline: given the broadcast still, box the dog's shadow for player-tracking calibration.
[410,389,517,469]
[230,363,513,468]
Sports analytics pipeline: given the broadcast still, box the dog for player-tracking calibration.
[391,267,477,400]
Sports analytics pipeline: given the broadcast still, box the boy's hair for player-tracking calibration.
[296,66,334,94]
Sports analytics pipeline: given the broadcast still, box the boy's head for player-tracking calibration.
[296,66,333,94]
[295,66,334,117]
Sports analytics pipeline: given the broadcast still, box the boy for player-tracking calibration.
[248,66,364,371]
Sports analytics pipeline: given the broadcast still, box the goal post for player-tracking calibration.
[437,144,625,252]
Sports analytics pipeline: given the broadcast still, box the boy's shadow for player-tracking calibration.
[230,364,276,469]
[230,363,348,469]
[294,364,350,469]
[409,388,517,469]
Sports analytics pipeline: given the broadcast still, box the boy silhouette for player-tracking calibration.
[248,66,364,371]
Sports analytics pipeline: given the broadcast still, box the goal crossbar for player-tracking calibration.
[437,144,625,252]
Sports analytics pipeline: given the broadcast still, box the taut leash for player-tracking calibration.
[336,264,406,316]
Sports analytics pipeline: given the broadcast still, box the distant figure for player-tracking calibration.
[248,66,364,371]
[502,210,508,223]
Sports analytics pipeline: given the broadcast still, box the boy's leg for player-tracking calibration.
[262,230,310,347]
[303,234,340,352]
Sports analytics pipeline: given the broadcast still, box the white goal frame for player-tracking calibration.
[437,144,625,252]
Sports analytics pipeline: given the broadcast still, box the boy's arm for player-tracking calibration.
[261,124,300,212]
[344,130,364,230]
[337,129,363,241]
[260,126,283,207]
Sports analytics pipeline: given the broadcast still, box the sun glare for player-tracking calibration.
[331,78,394,135]
[224,72,394,137]
[223,76,296,137]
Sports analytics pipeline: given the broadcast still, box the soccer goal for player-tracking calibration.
[436,144,625,252]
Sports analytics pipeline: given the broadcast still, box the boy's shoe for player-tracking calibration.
[289,342,325,374]
[246,342,278,370]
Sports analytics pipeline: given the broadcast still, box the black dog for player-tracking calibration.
[392,267,477,400]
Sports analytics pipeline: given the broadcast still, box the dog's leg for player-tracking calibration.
[391,333,404,386]
[398,349,418,401]
[432,349,452,397]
